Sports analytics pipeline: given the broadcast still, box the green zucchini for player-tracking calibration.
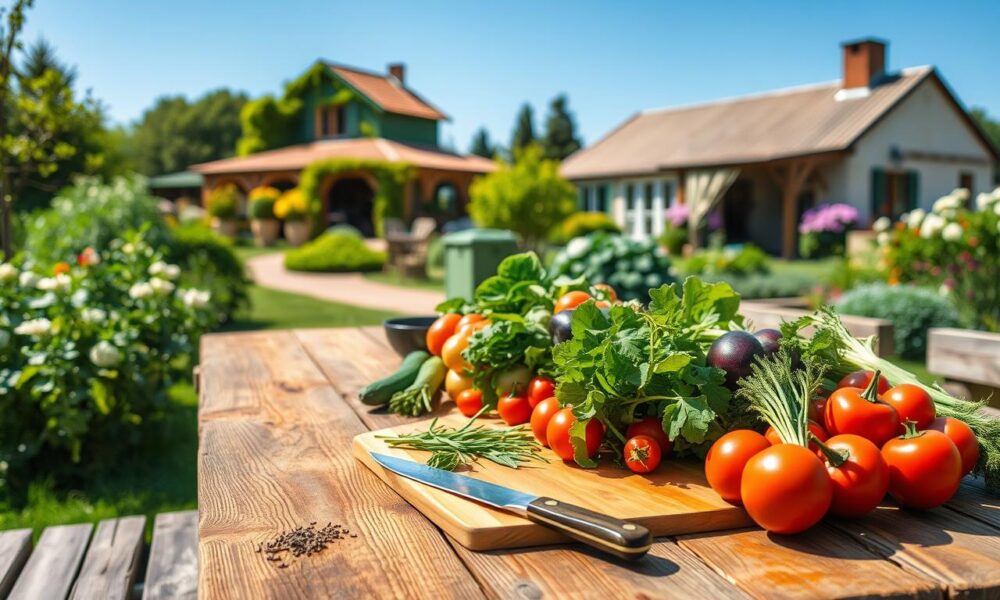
[388,356,448,417]
[359,350,430,406]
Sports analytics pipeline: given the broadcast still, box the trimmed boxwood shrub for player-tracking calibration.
[284,232,387,272]
[836,283,961,360]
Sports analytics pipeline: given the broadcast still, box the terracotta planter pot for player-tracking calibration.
[251,218,280,247]
[284,220,311,246]
[211,218,238,238]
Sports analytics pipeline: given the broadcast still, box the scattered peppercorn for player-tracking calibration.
[258,522,356,567]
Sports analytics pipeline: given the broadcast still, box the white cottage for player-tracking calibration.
[560,39,998,257]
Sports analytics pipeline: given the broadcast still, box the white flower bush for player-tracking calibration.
[14,318,51,337]
[0,263,16,282]
[89,340,121,368]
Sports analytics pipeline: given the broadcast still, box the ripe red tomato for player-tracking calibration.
[624,435,662,474]
[740,444,833,534]
[705,430,771,505]
[554,291,592,314]
[820,434,889,518]
[808,396,828,423]
[764,421,828,458]
[546,408,604,461]
[455,389,484,418]
[594,283,617,303]
[824,383,899,447]
[881,425,962,509]
[497,393,532,426]
[456,313,487,331]
[838,370,890,394]
[928,416,979,475]
[882,384,936,432]
[426,313,462,356]
[530,397,561,446]
[527,376,556,408]
[626,417,672,457]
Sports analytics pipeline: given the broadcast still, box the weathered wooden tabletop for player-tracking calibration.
[197,327,1000,599]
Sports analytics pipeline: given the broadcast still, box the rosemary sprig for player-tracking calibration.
[388,385,435,417]
[736,351,825,447]
[376,409,547,470]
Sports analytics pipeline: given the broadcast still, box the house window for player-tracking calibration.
[959,172,974,204]
[624,183,635,232]
[318,106,346,137]
[871,168,919,222]
[595,184,607,213]
[644,183,655,235]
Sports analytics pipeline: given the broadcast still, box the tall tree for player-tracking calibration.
[0,0,33,257]
[469,127,495,158]
[510,104,535,153]
[541,94,582,161]
[129,89,247,176]
[21,37,74,85]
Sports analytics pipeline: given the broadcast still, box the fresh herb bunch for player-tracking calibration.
[737,351,825,446]
[377,410,546,470]
[781,306,1000,493]
[552,278,747,467]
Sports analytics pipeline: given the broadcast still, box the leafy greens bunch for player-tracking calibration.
[553,278,748,466]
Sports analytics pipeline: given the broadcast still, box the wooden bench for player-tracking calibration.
[928,327,1000,406]
[0,510,197,600]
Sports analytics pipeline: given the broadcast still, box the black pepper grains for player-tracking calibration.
[258,522,355,567]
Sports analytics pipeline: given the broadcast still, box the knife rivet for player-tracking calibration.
[544,500,558,507]
[622,524,637,531]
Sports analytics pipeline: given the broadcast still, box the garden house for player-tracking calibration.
[561,39,999,257]
[192,61,493,237]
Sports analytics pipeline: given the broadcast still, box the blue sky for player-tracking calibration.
[23,0,1000,152]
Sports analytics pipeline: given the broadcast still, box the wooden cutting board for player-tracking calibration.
[353,413,753,551]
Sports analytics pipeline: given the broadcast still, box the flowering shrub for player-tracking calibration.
[876,187,1000,331]
[207,183,240,219]
[798,203,859,258]
[274,188,309,221]
[0,234,215,490]
[248,186,280,220]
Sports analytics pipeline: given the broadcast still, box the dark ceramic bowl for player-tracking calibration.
[383,316,436,356]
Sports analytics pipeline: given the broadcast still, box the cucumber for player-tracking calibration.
[359,350,430,406]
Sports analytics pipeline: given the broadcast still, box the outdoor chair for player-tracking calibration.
[385,217,437,277]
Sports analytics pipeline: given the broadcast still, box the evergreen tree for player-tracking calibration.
[541,94,582,161]
[469,127,494,158]
[510,104,535,153]
[21,37,75,86]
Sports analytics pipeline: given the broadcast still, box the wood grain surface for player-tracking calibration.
[8,523,92,600]
[70,516,146,600]
[0,529,31,598]
[143,511,199,600]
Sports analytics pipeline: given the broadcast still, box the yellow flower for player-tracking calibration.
[249,186,281,202]
[274,188,308,221]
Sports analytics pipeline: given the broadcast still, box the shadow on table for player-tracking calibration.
[480,541,681,577]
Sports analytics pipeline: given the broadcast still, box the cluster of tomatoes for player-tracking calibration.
[705,370,979,534]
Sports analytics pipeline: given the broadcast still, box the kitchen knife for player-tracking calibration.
[369,452,652,559]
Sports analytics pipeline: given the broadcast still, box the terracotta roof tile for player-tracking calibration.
[330,65,447,121]
[561,68,935,179]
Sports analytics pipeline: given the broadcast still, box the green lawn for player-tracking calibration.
[364,270,444,292]
[770,257,839,280]
[222,284,396,331]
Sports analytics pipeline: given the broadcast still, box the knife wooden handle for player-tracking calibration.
[526,497,652,560]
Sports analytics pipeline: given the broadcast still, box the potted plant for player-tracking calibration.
[248,186,281,246]
[206,183,241,237]
[274,188,311,246]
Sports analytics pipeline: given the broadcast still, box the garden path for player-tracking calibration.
[246,252,444,315]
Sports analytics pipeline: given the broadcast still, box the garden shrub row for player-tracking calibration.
[284,231,387,272]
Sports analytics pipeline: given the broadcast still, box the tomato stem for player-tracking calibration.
[901,419,921,439]
[861,369,882,403]
[810,433,848,467]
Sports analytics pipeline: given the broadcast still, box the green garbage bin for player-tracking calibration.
[443,229,519,301]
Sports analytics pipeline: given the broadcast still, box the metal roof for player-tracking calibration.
[148,171,204,188]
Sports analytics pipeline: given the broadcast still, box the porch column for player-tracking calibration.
[633,182,646,239]
[770,158,817,259]
[652,181,665,237]
[589,184,599,211]
[612,182,626,228]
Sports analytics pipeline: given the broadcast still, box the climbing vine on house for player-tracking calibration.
[236,62,356,156]
[299,158,413,236]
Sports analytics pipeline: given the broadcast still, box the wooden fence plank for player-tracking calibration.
[928,328,1000,388]
[197,331,483,600]
[833,505,1000,599]
[679,526,941,600]
[8,523,92,600]
[0,529,32,598]
[70,515,146,600]
[143,511,199,600]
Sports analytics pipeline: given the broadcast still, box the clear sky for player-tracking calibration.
[22,0,1000,152]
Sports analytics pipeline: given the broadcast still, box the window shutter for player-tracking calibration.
[870,168,887,219]
[906,171,920,211]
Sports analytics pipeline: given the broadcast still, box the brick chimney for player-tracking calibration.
[841,38,887,89]
[388,63,405,85]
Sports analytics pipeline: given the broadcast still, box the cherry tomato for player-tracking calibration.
[824,377,899,447]
[626,417,672,457]
[765,421,828,458]
[426,314,461,356]
[456,313,487,331]
[457,319,490,337]
[881,423,962,509]
[455,389,484,418]
[838,370,890,394]
[882,383,936,432]
[527,376,556,408]
[497,393,532,426]
[820,434,889,518]
[705,430,771,505]
[530,397,561,446]
[929,416,979,475]
[547,408,604,461]
[624,435,662,474]
[594,283,617,303]
[554,291,592,314]
[741,444,833,534]
[441,330,472,373]
[444,369,474,399]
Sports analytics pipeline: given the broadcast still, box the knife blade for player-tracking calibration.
[370,452,652,559]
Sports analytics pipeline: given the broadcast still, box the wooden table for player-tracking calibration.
[197,327,1000,599]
